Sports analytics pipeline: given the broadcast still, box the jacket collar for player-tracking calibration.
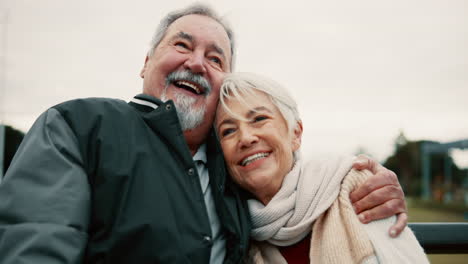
[134,93,164,105]
[128,94,164,113]
[129,94,218,169]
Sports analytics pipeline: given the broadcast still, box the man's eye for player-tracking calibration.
[175,42,189,49]
[209,57,222,65]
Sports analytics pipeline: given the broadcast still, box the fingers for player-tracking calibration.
[389,213,408,237]
[352,185,404,214]
[352,154,377,172]
[356,198,406,224]
[350,154,409,238]
[350,168,399,203]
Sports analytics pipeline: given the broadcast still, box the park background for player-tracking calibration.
[0,0,467,262]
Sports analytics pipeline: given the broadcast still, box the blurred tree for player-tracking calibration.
[2,125,25,175]
[384,132,464,198]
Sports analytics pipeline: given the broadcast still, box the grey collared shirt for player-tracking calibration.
[193,144,226,264]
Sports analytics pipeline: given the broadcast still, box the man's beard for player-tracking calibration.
[161,90,206,131]
[161,70,211,131]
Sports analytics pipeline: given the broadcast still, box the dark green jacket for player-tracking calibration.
[0,94,251,263]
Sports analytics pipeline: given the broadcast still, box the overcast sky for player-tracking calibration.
[1,0,467,165]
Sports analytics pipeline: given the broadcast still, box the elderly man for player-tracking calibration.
[0,3,406,264]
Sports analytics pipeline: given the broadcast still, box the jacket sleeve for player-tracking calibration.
[0,108,90,264]
[362,216,430,263]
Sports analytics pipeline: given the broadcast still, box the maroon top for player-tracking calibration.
[278,233,312,264]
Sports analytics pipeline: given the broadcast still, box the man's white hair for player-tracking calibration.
[219,72,301,134]
[148,3,236,70]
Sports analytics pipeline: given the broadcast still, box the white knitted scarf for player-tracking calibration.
[249,155,354,246]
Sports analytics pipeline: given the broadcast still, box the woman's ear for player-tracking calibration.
[291,120,303,151]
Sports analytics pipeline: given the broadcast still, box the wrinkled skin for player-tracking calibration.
[351,155,407,237]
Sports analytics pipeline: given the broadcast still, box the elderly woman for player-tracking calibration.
[215,72,428,263]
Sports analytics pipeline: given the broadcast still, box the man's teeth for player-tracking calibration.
[176,81,201,94]
[241,152,270,166]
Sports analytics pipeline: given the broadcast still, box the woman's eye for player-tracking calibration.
[253,116,268,122]
[221,128,235,137]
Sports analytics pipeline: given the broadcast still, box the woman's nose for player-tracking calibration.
[238,127,258,149]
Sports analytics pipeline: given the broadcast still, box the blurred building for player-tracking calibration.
[384,132,468,204]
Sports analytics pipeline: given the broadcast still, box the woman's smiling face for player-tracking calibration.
[215,90,302,204]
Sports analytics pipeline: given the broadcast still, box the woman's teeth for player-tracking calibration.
[241,152,270,166]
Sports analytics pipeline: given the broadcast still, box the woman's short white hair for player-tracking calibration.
[219,72,301,134]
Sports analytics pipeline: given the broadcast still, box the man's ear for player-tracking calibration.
[140,55,150,78]
[291,120,303,151]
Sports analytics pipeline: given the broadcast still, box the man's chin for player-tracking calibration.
[161,90,207,131]
[175,105,206,131]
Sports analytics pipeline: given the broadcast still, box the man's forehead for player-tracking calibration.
[165,15,232,58]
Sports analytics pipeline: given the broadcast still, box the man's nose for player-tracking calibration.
[238,127,258,149]
[184,51,206,74]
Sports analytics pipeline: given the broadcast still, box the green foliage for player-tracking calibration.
[2,125,25,174]
[384,136,466,197]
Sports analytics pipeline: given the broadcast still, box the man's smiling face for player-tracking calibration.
[140,14,232,134]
